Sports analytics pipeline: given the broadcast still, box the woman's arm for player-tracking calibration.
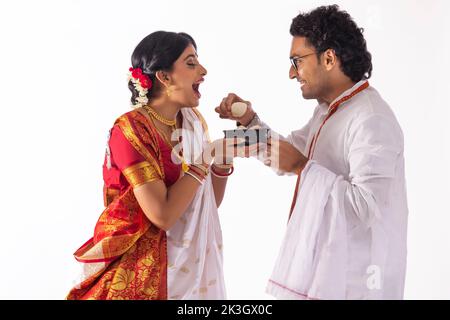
[133,138,248,229]
[134,171,205,231]
[211,165,231,208]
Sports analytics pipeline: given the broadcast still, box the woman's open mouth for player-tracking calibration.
[192,83,201,99]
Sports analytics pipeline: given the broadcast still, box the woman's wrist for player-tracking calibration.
[211,162,234,178]
[185,170,205,185]
[212,162,233,172]
[191,163,209,175]
[186,164,208,185]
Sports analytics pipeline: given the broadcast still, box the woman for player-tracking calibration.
[67,31,241,300]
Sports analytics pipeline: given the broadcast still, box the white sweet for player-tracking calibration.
[231,102,248,117]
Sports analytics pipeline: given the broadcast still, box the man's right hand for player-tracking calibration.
[214,93,256,127]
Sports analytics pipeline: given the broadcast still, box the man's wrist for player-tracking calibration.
[237,112,258,128]
[293,154,309,174]
[294,157,309,175]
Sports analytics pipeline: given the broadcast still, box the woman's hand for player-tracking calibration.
[199,137,263,166]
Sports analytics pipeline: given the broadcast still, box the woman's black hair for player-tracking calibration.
[290,5,372,82]
[128,31,197,104]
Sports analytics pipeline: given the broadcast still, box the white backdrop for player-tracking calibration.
[0,0,449,299]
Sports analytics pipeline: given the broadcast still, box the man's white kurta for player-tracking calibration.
[265,80,408,299]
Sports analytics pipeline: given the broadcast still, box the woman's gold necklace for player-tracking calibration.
[144,105,179,149]
[143,105,177,126]
[143,105,187,172]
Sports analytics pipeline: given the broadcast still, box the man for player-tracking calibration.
[215,5,408,299]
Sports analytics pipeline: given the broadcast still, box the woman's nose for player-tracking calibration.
[200,64,207,76]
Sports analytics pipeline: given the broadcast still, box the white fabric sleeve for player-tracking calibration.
[295,112,404,228]
[245,107,318,155]
[342,113,404,228]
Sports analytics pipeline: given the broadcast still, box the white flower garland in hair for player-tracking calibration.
[128,67,152,108]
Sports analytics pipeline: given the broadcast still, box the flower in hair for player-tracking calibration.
[128,67,152,108]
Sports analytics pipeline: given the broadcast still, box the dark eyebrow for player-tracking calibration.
[184,54,198,61]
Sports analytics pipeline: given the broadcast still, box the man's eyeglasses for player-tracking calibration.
[290,52,316,72]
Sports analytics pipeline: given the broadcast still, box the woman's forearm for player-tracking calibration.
[212,175,228,208]
[135,173,204,231]
[163,174,205,228]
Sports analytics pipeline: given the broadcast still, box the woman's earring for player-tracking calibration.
[166,85,173,97]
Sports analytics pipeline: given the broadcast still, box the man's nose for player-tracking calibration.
[289,65,298,80]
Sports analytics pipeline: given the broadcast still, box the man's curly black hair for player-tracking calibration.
[290,5,372,82]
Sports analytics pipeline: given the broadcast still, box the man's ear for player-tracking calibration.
[155,70,170,87]
[323,49,337,71]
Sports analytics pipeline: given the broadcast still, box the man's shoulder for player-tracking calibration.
[351,86,398,122]
[348,87,404,143]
